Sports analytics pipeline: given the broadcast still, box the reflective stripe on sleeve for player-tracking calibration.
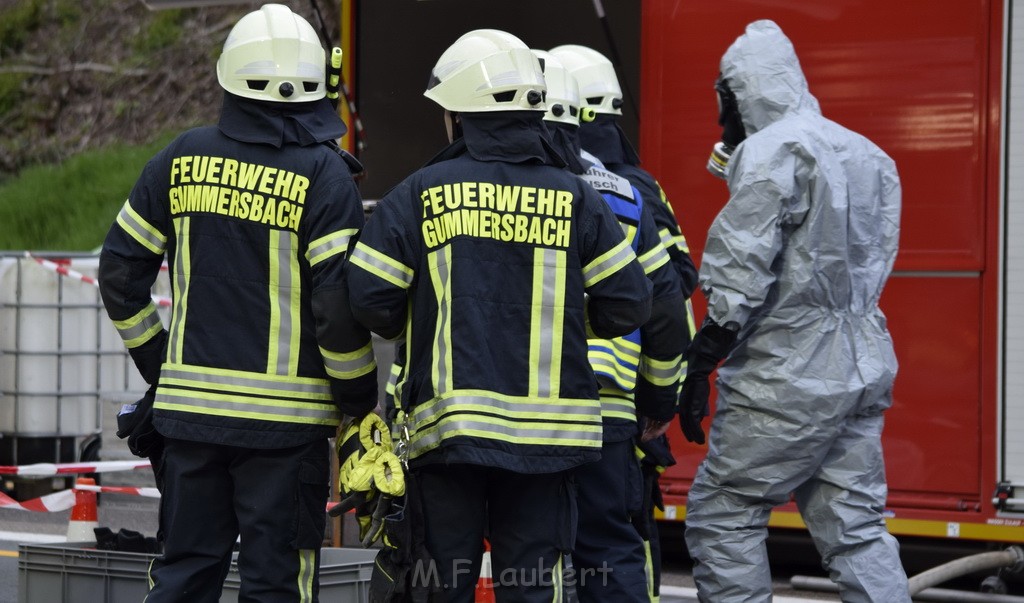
[116,199,167,255]
[306,228,356,267]
[350,242,414,289]
[583,238,636,288]
[113,303,163,349]
[659,226,690,255]
[639,353,683,387]
[320,342,376,379]
[637,243,671,276]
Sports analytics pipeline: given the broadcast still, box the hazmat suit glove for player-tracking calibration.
[678,318,738,444]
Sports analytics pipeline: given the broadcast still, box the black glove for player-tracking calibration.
[116,384,163,459]
[679,318,738,444]
[715,75,746,149]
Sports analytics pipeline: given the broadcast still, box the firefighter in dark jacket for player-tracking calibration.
[347,29,652,603]
[551,44,699,602]
[98,5,377,602]
[534,50,687,602]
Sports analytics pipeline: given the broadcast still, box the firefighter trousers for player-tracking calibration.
[146,437,330,603]
[415,463,576,603]
[572,436,650,602]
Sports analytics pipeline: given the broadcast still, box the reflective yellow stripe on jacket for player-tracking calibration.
[408,390,602,459]
[156,362,340,426]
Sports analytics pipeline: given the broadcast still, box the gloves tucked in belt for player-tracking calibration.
[330,413,406,547]
[678,318,737,445]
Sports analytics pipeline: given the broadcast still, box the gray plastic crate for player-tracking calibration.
[19,543,376,602]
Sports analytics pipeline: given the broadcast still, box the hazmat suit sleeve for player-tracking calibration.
[701,141,810,329]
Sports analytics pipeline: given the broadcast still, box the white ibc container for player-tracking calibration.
[0,254,168,438]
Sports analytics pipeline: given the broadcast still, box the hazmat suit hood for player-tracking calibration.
[720,20,821,136]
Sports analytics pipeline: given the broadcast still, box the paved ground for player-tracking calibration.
[0,488,843,603]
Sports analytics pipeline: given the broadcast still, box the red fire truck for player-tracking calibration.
[640,0,1024,546]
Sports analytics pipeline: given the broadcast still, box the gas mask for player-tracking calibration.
[707,75,747,179]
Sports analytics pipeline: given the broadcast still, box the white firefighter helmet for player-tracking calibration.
[424,29,546,113]
[533,49,583,126]
[216,4,326,103]
[549,44,622,115]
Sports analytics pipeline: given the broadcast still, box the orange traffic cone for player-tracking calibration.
[475,539,495,603]
[66,477,99,543]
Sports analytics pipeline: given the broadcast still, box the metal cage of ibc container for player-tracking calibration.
[0,252,169,497]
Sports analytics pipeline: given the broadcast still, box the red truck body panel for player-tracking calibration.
[640,0,1015,541]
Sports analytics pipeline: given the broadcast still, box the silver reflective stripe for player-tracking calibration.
[672,233,690,253]
[659,228,675,249]
[270,230,298,375]
[116,200,166,255]
[411,417,602,454]
[601,397,636,417]
[583,238,635,287]
[638,244,670,275]
[429,247,453,394]
[597,382,637,418]
[412,393,595,421]
[168,217,191,364]
[350,243,414,289]
[297,549,315,602]
[532,248,560,397]
[640,353,682,385]
[306,229,355,267]
[157,390,339,422]
[320,342,376,379]
[408,391,602,456]
[113,304,162,348]
[160,364,331,397]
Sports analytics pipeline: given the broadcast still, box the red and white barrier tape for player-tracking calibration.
[74,484,161,498]
[24,251,172,308]
[0,489,76,512]
[0,484,158,513]
[0,460,151,477]
[2,486,346,514]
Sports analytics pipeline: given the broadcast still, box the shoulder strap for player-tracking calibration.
[324,139,365,176]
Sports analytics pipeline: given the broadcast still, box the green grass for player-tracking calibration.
[0,133,177,251]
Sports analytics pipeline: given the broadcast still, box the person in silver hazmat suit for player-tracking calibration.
[679,19,912,603]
